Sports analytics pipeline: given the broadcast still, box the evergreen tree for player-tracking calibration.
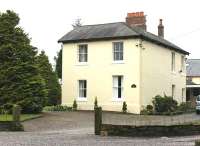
[37,51,61,105]
[55,48,62,79]
[0,10,47,113]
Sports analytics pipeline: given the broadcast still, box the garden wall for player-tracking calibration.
[101,124,200,137]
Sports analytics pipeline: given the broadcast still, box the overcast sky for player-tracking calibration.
[1,0,200,65]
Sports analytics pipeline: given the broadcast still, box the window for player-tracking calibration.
[78,45,87,62]
[113,76,123,99]
[113,42,123,61]
[172,84,175,98]
[78,80,87,98]
[171,52,175,72]
[181,56,185,71]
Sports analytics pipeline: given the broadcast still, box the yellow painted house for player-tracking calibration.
[58,12,189,114]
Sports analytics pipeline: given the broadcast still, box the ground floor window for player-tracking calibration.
[78,80,87,98]
[113,76,123,99]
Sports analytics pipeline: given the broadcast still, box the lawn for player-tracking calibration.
[0,114,42,122]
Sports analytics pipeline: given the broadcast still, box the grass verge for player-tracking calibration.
[0,114,42,122]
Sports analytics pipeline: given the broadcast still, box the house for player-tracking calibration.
[58,12,189,114]
[186,59,200,105]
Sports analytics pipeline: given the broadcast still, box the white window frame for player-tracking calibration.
[171,52,176,72]
[171,52,175,72]
[112,76,124,101]
[78,44,88,63]
[77,80,87,101]
[113,42,124,63]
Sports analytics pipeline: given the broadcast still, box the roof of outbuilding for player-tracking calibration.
[186,59,200,77]
[58,22,189,55]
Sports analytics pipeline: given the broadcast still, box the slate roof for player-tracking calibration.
[58,22,189,55]
[186,59,200,77]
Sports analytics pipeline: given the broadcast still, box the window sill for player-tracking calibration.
[171,71,176,75]
[77,97,87,102]
[112,98,124,102]
[75,62,88,66]
[112,61,125,64]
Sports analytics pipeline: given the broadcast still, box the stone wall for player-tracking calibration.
[101,124,200,137]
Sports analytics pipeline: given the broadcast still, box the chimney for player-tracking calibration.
[158,19,164,38]
[126,12,147,31]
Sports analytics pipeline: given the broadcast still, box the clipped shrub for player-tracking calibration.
[122,101,127,113]
[73,99,78,111]
[140,105,153,115]
[43,105,72,112]
[152,95,178,113]
[94,97,98,109]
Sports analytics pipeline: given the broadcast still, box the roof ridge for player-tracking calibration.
[188,59,200,60]
[77,22,124,27]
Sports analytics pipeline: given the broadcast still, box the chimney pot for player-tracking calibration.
[158,19,164,38]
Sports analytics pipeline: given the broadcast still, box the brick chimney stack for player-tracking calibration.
[158,19,164,38]
[126,12,147,31]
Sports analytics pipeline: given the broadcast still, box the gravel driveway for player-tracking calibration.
[0,111,200,146]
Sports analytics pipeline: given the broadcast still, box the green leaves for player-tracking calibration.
[0,10,46,113]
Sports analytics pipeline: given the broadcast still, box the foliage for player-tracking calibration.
[178,101,195,112]
[43,105,72,112]
[72,100,78,111]
[94,97,98,109]
[54,48,62,79]
[122,101,127,113]
[0,10,47,114]
[0,114,42,121]
[152,95,178,113]
[195,140,200,146]
[36,51,61,106]
[140,105,153,115]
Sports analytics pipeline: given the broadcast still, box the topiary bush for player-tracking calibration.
[122,101,127,113]
[94,97,98,109]
[152,95,178,114]
[73,99,78,111]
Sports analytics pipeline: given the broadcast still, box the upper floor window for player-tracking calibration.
[171,52,175,72]
[181,55,185,71]
[78,44,88,62]
[113,42,123,61]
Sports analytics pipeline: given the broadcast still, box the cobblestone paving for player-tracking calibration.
[0,112,200,146]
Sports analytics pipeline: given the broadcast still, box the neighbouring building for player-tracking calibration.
[58,12,189,114]
[186,59,200,105]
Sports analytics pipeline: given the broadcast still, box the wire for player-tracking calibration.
[170,27,200,40]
